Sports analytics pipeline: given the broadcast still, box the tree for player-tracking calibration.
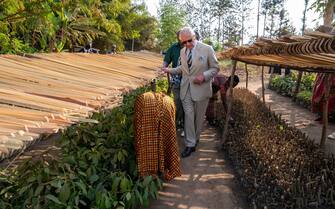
[262,0,285,37]
[256,0,261,38]
[0,0,158,54]
[233,0,252,45]
[275,8,296,36]
[302,0,309,33]
[157,1,186,50]
[209,0,232,44]
[293,0,310,101]
[122,3,158,50]
[311,0,335,25]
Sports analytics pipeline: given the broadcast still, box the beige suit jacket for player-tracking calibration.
[169,41,220,101]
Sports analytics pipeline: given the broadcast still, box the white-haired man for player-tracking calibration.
[162,27,220,158]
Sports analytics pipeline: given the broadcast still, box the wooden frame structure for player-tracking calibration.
[218,27,335,148]
[0,52,161,161]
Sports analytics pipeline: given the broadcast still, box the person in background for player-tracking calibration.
[205,75,239,125]
[312,73,335,122]
[162,31,184,135]
[161,27,220,158]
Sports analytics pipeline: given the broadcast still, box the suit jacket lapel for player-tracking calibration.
[180,48,189,75]
[190,43,201,74]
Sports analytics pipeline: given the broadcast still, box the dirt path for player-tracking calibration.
[148,124,247,209]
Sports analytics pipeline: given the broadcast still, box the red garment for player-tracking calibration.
[311,73,335,113]
[212,75,227,96]
[206,75,227,121]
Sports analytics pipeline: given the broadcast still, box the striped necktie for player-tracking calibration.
[187,49,192,69]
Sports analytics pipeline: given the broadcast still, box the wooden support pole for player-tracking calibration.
[221,60,237,147]
[245,63,249,89]
[261,66,265,103]
[293,71,303,102]
[320,73,332,148]
[167,73,172,95]
[151,79,156,93]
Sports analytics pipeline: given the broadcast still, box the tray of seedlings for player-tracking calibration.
[221,88,335,209]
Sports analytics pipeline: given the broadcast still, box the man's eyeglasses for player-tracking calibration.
[181,39,193,45]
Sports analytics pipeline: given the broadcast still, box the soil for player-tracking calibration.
[147,125,248,209]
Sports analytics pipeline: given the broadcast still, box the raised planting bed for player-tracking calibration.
[221,88,335,209]
[268,73,315,110]
[0,79,169,209]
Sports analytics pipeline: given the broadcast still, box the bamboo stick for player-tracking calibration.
[245,63,249,89]
[261,66,265,103]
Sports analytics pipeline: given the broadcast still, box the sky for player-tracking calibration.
[144,0,322,42]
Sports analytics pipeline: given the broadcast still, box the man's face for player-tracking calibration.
[180,33,195,49]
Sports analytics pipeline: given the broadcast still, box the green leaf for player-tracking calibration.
[18,185,31,196]
[59,183,71,202]
[143,176,152,186]
[120,178,129,192]
[135,190,143,205]
[125,192,131,201]
[34,185,44,196]
[46,194,63,205]
[89,174,99,183]
[75,180,88,196]
[112,176,121,193]
[105,194,111,208]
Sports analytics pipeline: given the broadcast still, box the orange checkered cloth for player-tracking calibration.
[134,92,181,181]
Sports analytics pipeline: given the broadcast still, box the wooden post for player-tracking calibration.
[221,60,237,147]
[261,66,265,103]
[151,79,156,93]
[293,71,303,102]
[269,66,274,84]
[245,63,248,89]
[166,73,172,95]
[320,73,332,148]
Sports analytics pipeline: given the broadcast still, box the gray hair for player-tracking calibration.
[179,27,196,38]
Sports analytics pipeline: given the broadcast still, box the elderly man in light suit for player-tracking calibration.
[162,27,220,158]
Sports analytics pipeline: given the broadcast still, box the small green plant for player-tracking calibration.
[269,73,315,104]
[296,90,312,108]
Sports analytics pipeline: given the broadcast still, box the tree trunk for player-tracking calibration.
[263,11,267,36]
[241,15,244,45]
[323,0,335,26]
[222,18,225,47]
[221,60,237,146]
[256,0,261,38]
[302,0,309,34]
[217,16,221,42]
[293,71,303,101]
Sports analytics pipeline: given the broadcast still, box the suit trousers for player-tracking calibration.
[172,85,184,128]
[182,86,209,147]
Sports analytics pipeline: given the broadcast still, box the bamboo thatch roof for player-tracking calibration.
[217,26,335,72]
[0,51,161,161]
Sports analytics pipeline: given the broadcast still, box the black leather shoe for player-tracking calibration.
[181,146,195,158]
